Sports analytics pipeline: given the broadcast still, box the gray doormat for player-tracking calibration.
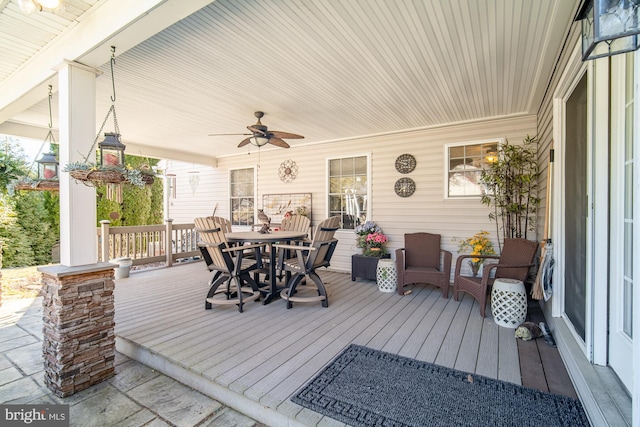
[292,344,589,427]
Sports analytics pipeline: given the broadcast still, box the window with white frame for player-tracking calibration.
[230,167,254,226]
[328,155,369,229]
[445,139,502,197]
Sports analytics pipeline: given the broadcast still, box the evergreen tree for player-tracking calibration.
[0,194,35,267]
[0,136,30,194]
[1,138,163,267]
[14,192,57,265]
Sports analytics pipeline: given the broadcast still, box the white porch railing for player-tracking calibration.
[97,219,200,267]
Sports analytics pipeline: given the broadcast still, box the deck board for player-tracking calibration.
[454,300,483,373]
[397,291,449,359]
[435,292,474,369]
[114,262,576,426]
[498,323,522,384]
[475,315,499,378]
[416,295,461,363]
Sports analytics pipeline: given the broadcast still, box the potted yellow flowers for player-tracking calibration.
[457,231,496,277]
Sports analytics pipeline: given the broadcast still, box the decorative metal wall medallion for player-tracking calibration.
[395,154,416,174]
[394,177,416,197]
[278,159,298,183]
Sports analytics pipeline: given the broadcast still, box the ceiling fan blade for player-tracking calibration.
[268,137,290,148]
[247,126,266,135]
[209,133,252,136]
[269,130,304,139]
[238,137,252,147]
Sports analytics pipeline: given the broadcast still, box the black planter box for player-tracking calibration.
[351,254,391,281]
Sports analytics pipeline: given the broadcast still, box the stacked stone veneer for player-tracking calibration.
[40,264,116,397]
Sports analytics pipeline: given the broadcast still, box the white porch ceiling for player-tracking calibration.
[0,0,579,164]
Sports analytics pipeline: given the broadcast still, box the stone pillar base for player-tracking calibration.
[39,263,117,397]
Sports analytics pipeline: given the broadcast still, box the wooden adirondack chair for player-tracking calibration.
[208,216,232,233]
[194,217,265,312]
[280,214,311,237]
[274,216,340,308]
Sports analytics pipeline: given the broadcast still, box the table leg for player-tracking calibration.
[262,242,279,305]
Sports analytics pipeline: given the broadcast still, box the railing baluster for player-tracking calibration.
[95,220,198,267]
[165,219,173,267]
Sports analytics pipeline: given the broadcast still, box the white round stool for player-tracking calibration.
[376,258,397,293]
[111,257,132,279]
[491,278,527,328]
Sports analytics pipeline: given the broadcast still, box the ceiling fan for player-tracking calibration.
[208,111,304,148]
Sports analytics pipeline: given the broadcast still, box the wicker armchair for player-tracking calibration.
[395,233,452,298]
[453,238,538,317]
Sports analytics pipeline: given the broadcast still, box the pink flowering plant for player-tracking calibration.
[355,221,381,249]
[354,221,389,257]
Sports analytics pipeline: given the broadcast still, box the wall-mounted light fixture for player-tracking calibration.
[575,0,640,60]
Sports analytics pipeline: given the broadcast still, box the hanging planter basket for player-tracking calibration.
[61,47,155,198]
[69,169,125,185]
[64,163,155,188]
[13,179,59,192]
[68,169,154,186]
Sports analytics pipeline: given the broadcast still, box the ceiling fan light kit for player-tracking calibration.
[18,0,61,14]
[209,111,304,149]
[250,136,270,147]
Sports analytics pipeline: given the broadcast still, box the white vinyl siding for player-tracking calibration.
[164,114,536,272]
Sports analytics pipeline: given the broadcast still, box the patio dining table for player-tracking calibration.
[226,230,307,304]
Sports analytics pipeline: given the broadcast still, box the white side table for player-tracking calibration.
[491,278,527,328]
[111,257,132,279]
[376,258,397,293]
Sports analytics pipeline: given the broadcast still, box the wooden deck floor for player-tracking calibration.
[114,262,575,426]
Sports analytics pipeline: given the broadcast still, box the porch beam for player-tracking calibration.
[0,0,217,124]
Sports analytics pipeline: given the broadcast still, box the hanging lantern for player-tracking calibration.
[93,46,127,170]
[37,152,59,179]
[98,132,126,167]
[65,45,153,196]
[576,0,640,60]
[13,85,59,192]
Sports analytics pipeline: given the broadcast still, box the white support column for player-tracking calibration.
[57,61,100,267]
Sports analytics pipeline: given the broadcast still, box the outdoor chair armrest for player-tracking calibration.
[395,248,405,266]
[222,242,266,253]
[478,262,534,283]
[454,254,500,276]
[273,243,317,251]
[441,249,452,277]
[483,262,535,270]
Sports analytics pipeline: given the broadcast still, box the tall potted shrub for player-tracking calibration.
[480,135,540,251]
